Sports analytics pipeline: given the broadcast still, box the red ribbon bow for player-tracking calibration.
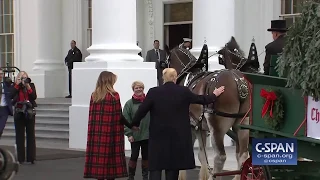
[260,89,277,118]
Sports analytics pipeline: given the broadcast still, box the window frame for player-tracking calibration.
[0,0,14,67]
[279,0,303,25]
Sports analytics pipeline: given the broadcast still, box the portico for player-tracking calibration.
[13,0,282,150]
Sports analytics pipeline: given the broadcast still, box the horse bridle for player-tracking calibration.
[219,43,248,70]
[165,46,195,76]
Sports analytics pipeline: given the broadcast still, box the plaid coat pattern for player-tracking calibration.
[84,92,128,179]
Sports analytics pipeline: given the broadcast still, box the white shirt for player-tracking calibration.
[0,83,7,106]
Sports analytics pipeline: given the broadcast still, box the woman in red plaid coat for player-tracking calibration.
[84,71,136,180]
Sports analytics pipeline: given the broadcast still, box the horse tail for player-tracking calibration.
[178,170,187,180]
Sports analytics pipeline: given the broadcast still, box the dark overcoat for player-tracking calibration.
[64,46,82,69]
[84,92,129,179]
[263,34,285,75]
[131,82,216,171]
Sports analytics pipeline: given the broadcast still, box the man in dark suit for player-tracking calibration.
[65,40,82,98]
[0,69,13,138]
[130,68,225,180]
[145,40,167,86]
[263,20,287,75]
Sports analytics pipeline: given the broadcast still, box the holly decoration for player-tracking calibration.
[260,89,285,131]
[277,0,320,101]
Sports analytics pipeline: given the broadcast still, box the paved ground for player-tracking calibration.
[0,146,236,180]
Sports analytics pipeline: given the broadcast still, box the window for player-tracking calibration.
[0,0,14,67]
[280,0,304,27]
[164,2,193,24]
[87,0,92,47]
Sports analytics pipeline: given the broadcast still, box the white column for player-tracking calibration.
[69,0,157,150]
[191,0,235,72]
[85,0,143,62]
[33,0,64,71]
[29,0,66,98]
[191,0,234,146]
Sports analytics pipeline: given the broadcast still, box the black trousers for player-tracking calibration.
[130,139,148,161]
[68,69,72,95]
[14,112,36,163]
[149,170,179,180]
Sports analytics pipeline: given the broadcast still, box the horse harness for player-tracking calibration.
[183,69,249,132]
[167,45,250,131]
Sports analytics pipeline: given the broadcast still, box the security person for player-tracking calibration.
[64,40,82,98]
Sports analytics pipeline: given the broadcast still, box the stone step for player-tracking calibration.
[6,117,69,129]
[3,125,69,138]
[1,98,71,149]
[35,109,69,117]
[0,139,69,149]
[36,104,71,110]
[7,115,68,122]
[35,98,71,104]
[2,132,68,140]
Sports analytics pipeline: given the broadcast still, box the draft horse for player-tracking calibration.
[164,37,257,180]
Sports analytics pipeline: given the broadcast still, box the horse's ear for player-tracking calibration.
[230,36,237,44]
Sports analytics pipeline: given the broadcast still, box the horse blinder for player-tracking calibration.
[218,55,225,65]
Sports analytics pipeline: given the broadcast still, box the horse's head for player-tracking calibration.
[218,37,260,72]
[217,36,247,70]
[165,44,196,75]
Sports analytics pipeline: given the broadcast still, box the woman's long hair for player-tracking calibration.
[92,71,117,103]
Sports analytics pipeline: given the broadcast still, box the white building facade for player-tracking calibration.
[6,0,302,150]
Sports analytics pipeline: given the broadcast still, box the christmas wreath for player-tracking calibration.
[260,88,285,131]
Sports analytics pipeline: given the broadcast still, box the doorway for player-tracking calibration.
[164,24,192,50]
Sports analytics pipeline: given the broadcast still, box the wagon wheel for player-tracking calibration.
[240,157,271,180]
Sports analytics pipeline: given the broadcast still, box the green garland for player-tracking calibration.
[277,1,320,100]
[261,89,285,131]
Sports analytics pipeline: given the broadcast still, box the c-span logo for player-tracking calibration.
[252,138,297,165]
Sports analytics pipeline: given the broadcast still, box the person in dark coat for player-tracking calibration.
[145,40,167,86]
[64,40,82,98]
[84,71,138,180]
[263,20,287,75]
[11,71,37,164]
[0,69,14,138]
[130,68,225,180]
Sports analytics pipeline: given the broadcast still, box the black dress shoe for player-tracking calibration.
[65,95,72,98]
[26,161,35,164]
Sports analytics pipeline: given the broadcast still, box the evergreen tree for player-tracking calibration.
[277,0,320,100]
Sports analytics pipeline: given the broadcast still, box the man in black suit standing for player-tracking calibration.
[263,20,287,75]
[64,40,82,98]
[145,40,167,86]
[130,68,225,180]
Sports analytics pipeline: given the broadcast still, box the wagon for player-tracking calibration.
[212,56,320,180]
